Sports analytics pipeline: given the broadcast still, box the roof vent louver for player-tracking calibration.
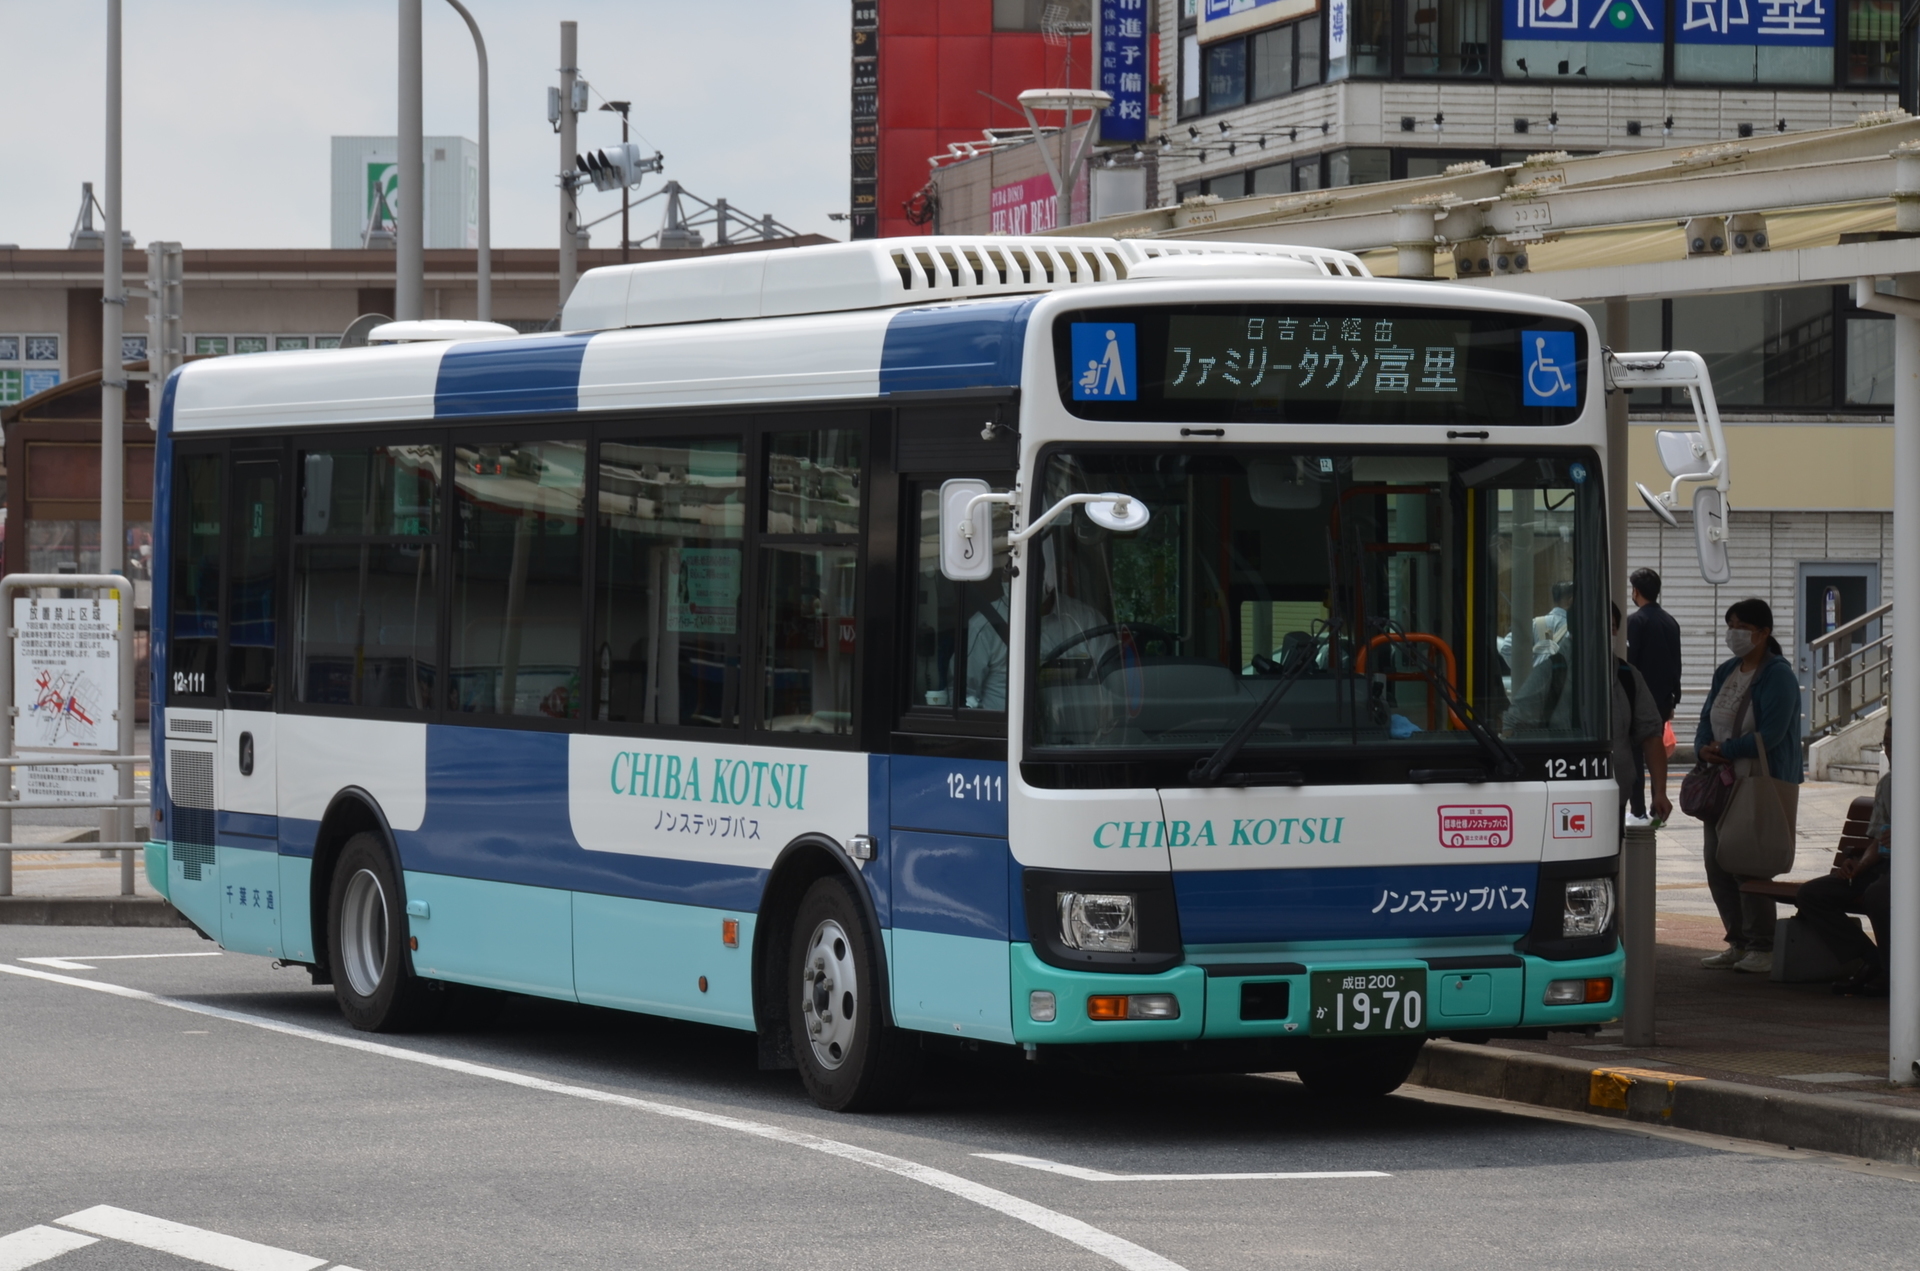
[561,236,1373,331]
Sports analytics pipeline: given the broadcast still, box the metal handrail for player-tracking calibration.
[1808,600,1893,737]
[1809,600,1892,656]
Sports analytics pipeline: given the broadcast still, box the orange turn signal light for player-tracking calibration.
[1086,995,1128,1020]
[1585,977,1613,1003]
[722,919,739,948]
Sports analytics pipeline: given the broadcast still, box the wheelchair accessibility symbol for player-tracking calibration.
[1522,329,1577,407]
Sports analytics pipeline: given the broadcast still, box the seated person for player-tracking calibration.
[1794,718,1893,995]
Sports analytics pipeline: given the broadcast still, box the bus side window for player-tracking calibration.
[908,479,1012,719]
[293,446,440,711]
[449,440,588,718]
[226,458,278,701]
[759,429,862,736]
[594,436,744,727]
[168,453,221,702]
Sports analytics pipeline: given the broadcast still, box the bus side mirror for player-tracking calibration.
[939,479,995,582]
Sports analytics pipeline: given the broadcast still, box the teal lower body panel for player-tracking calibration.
[166,841,221,942]
[573,892,755,1030]
[144,842,170,900]
[217,841,282,957]
[278,855,315,963]
[891,929,1015,1044]
[402,871,576,1002]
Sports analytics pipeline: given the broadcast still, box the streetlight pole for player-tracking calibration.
[101,0,133,883]
[601,100,631,263]
[397,0,424,321]
[558,20,580,311]
[444,0,490,321]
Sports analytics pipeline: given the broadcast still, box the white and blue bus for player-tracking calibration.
[149,236,1626,1109]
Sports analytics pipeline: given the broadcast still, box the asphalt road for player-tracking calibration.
[3,926,1916,1271]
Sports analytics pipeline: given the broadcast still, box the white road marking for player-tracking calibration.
[54,1206,325,1271]
[0,964,1189,1271]
[976,1152,1390,1182]
[21,953,223,971]
[0,1225,97,1271]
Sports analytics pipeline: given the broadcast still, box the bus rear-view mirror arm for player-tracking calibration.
[937,479,1149,582]
[1604,348,1733,585]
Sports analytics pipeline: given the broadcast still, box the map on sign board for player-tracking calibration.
[13,597,120,804]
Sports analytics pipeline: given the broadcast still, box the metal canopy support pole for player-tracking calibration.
[102,0,133,894]
[1892,274,1920,1086]
[558,21,579,312]
[444,0,490,322]
[396,0,424,321]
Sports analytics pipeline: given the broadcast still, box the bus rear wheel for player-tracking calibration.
[1293,1037,1425,1099]
[327,832,441,1033]
[788,875,916,1112]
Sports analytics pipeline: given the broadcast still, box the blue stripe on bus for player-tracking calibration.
[1175,863,1540,945]
[866,754,892,927]
[878,298,1037,395]
[395,724,766,911]
[433,333,594,418]
[890,831,1009,941]
[889,755,1008,837]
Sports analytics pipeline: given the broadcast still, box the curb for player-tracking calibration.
[1410,1039,1920,1167]
[0,897,190,927]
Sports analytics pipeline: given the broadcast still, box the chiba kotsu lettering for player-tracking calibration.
[1089,817,1345,848]
[608,750,808,811]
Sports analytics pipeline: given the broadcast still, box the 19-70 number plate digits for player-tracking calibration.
[1308,969,1426,1036]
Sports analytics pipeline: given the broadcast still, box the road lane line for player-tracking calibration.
[0,963,1188,1271]
[21,953,223,971]
[975,1152,1390,1182]
[0,1225,97,1270]
[54,1206,324,1271]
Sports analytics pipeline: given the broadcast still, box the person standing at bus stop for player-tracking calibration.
[1626,568,1681,825]
[1696,598,1804,975]
[1613,604,1672,828]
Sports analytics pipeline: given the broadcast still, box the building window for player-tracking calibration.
[1848,0,1900,84]
[1674,289,1833,408]
[1341,0,1394,76]
[1181,33,1202,117]
[993,0,1091,31]
[1328,148,1391,186]
[1204,38,1248,111]
[1846,315,1895,405]
[1250,161,1292,194]
[1402,0,1491,76]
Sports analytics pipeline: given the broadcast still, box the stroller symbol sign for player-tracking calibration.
[1522,329,1578,406]
[1071,323,1137,401]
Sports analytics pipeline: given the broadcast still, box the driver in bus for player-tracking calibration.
[965,537,1113,710]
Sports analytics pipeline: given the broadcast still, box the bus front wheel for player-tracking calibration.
[787,875,916,1111]
[1293,1037,1425,1099]
[327,832,441,1033]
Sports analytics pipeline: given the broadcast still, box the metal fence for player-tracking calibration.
[0,573,142,898]
[1808,600,1892,737]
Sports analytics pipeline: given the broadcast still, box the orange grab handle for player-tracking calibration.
[1354,634,1462,730]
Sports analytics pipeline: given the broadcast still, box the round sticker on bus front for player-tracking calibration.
[1437,805,1514,848]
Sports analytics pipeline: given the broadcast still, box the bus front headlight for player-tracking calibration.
[1562,878,1615,938]
[1058,891,1138,952]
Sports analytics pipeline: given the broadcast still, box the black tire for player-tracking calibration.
[327,832,442,1033]
[788,875,918,1111]
[1293,1037,1425,1098]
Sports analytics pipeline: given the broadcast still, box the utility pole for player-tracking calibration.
[601,100,631,262]
[445,0,491,321]
[101,0,134,887]
[558,20,580,310]
[396,0,424,321]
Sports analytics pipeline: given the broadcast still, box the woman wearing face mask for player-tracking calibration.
[1694,598,1804,974]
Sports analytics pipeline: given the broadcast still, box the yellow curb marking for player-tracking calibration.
[1589,1066,1707,1114]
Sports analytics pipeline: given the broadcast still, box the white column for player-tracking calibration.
[1891,274,1920,1086]
[103,0,134,891]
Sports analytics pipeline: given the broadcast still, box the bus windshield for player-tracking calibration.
[1023,447,1607,758]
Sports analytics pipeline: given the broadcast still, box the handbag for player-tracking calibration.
[1714,690,1797,877]
[1679,760,1734,822]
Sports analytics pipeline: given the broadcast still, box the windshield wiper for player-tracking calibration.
[1367,624,1524,782]
[1188,638,1316,787]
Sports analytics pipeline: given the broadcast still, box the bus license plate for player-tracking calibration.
[1308,969,1427,1036]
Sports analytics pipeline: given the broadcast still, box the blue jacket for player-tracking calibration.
[1694,653,1803,783]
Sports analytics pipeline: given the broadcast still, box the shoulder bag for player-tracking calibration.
[1714,689,1797,877]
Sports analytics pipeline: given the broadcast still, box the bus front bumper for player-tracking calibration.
[1008,943,1622,1045]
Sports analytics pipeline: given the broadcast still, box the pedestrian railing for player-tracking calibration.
[1807,600,1892,738]
[0,573,143,898]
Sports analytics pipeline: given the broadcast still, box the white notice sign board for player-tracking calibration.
[13,596,119,804]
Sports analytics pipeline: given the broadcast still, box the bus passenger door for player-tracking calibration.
[219,456,283,958]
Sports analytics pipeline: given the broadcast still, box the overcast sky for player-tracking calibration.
[0,0,848,250]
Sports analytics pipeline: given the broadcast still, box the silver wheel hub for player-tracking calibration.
[799,918,857,1070]
[340,868,389,998]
